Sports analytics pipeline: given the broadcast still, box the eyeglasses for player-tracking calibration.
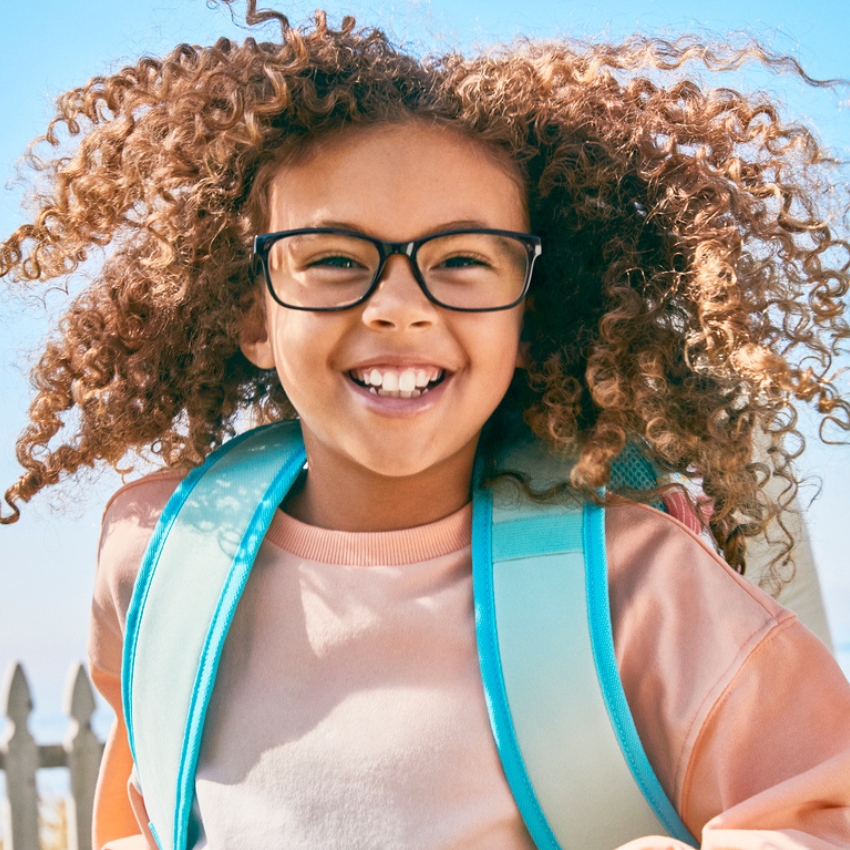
[253,227,542,312]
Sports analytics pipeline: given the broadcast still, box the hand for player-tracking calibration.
[615,838,698,850]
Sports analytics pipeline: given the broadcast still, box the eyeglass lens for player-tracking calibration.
[264,231,530,310]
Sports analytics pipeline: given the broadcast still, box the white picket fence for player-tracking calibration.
[0,662,103,850]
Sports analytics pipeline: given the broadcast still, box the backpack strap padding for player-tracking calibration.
[582,502,696,846]
[473,489,697,849]
[122,420,306,850]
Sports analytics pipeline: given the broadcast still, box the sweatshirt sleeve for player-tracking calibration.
[89,664,156,850]
[606,503,850,849]
[690,617,850,848]
[88,472,182,850]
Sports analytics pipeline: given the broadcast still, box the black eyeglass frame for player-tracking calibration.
[252,227,543,313]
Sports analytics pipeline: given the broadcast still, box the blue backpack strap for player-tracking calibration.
[122,420,306,850]
[472,448,697,848]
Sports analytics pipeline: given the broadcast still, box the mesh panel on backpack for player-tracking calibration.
[609,444,665,511]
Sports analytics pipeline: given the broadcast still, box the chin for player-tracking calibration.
[359,457,442,480]
[349,442,466,481]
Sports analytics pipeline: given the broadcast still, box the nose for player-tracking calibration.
[360,255,439,330]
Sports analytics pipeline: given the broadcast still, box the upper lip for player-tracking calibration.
[344,356,453,373]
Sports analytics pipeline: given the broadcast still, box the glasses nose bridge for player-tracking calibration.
[379,239,417,265]
[374,239,424,288]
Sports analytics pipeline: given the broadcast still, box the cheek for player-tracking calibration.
[266,312,350,411]
[496,312,524,367]
[472,314,524,392]
[266,316,319,393]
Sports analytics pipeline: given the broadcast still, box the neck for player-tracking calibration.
[283,440,476,533]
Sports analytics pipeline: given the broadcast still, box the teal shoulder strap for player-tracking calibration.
[122,420,306,850]
[473,486,696,848]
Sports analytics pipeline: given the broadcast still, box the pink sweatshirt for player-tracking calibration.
[88,471,850,849]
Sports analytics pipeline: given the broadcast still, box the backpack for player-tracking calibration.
[122,419,697,850]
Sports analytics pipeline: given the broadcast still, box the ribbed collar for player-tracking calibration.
[265,504,473,566]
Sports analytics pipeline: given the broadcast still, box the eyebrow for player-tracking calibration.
[303,218,496,237]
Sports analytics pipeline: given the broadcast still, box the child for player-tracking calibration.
[2,5,850,849]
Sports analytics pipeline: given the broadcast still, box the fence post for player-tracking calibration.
[63,662,103,850]
[1,662,41,850]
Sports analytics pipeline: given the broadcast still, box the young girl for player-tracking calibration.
[2,5,850,849]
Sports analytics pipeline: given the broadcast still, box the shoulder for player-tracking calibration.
[603,503,797,806]
[605,500,791,634]
[97,468,186,592]
[90,470,185,666]
[100,467,186,527]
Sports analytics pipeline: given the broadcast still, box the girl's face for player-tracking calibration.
[240,122,527,515]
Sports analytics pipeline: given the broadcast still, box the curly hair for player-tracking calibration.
[2,4,848,588]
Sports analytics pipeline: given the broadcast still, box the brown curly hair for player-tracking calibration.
[2,4,848,587]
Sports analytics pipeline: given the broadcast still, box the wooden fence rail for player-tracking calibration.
[0,661,104,850]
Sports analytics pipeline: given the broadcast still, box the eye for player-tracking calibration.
[309,254,365,269]
[434,252,493,269]
[438,254,490,269]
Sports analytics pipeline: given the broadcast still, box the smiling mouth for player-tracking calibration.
[349,366,446,398]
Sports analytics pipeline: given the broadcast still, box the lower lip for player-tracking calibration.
[347,375,451,416]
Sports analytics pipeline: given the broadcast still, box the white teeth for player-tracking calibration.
[352,366,444,398]
[377,388,422,398]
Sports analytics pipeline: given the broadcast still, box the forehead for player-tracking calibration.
[265,122,529,237]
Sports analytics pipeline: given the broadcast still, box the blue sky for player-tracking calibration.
[1,0,848,744]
